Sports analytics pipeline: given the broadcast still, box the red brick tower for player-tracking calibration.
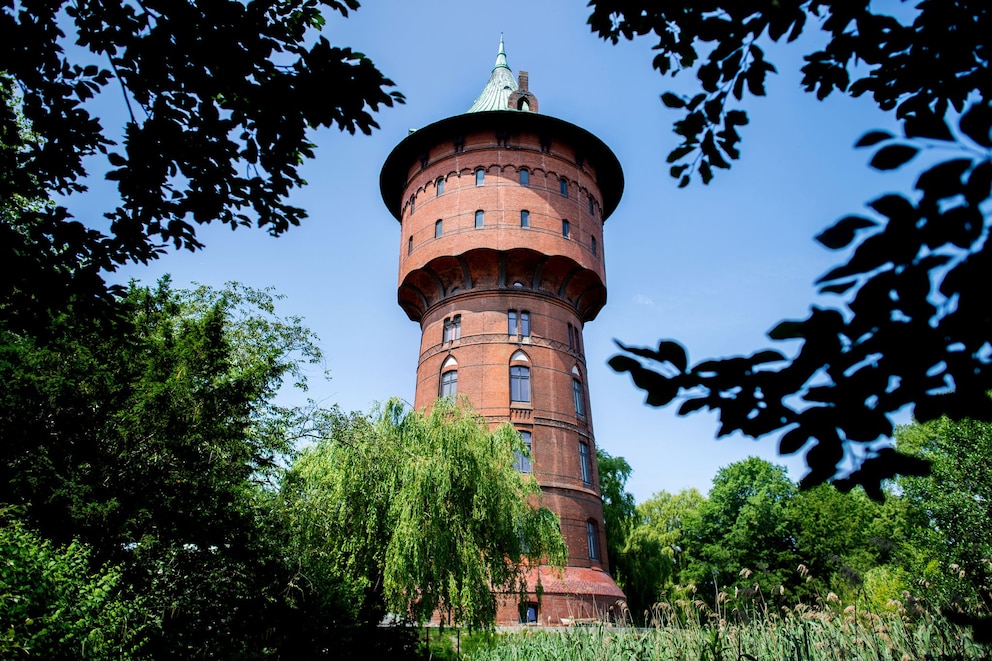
[380,37,625,625]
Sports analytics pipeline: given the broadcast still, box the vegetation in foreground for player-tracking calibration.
[464,598,989,661]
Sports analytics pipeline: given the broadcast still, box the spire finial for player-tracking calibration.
[494,33,509,70]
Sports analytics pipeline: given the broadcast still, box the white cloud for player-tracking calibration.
[633,293,654,306]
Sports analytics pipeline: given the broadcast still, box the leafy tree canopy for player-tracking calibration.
[596,449,669,621]
[282,397,567,629]
[1,0,402,330]
[897,415,992,617]
[0,279,333,656]
[598,0,991,494]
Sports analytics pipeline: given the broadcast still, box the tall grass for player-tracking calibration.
[464,596,989,660]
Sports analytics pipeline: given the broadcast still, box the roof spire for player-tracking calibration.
[494,33,508,70]
[467,35,518,113]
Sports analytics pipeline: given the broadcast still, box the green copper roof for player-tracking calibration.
[467,35,518,113]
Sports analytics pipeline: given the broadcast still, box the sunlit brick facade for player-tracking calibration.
[380,38,625,625]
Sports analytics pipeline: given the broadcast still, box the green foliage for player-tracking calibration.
[683,459,799,603]
[0,279,344,657]
[1,1,403,331]
[463,604,989,660]
[0,512,145,659]
[283,397,567,629]
[897,416,992,617]
[596,449,671,621]
[601,1,992,493]
[616,458,905,619]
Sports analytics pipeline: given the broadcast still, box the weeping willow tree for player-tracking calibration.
[282,397,567,628]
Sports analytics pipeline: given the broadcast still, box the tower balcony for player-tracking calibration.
[398,247,606,323]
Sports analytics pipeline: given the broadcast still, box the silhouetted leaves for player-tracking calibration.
[1,1,402,330]
[869,145,919,171]
[815,215,878,250]
[959,102,992,148]
[597,0,992,494]
[855,130,894,148]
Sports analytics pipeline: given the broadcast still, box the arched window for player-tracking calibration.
[440,355,458,398]
[586,520,600,560]
[510,366,530,403]
[437,177,444,196]
[520,210,530,228]
[573,378,586,418]
[591,236,597,256]
[407,236,413,254]
[435,219,443,238]
[475,168,485,186]
[559,177,568,197]
[519,168,529,186]
[562,219,570,238]
[475,210,484,228]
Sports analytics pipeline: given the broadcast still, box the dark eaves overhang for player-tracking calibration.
[380,110,624,223]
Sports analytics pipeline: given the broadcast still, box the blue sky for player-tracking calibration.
[104,0,918,502]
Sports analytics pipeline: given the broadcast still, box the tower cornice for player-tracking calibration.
[380,111,624,223]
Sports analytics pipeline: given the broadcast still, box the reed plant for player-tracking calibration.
[465,590,989,661]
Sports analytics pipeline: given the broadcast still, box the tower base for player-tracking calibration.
[494,566,626,626]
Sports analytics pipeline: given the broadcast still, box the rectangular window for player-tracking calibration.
[476,168,485,186]
[442,315,460,343]
[591,236,597,256]
[562,219,570,238]
[514,431,532,472]
[520,311,530,337]
[440,370,457,398]
[520,169,529,186]
[520,210,529,228]
[586,520,599,560]
[567,323,574,350]
[408,236,413,254]
[579,441,591,485]
[437,178,444,195]
[573,379,586,418]
[560,178,568,197]
[435,219,442,238]
[508,310,517,335]
[475,210,484,228]
[510,366,531,403]
[588,196,594,214]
